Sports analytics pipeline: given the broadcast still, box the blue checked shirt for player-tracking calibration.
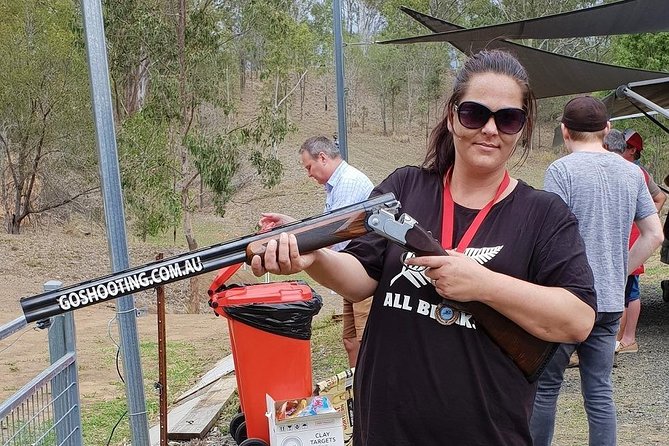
[324,161,374,251]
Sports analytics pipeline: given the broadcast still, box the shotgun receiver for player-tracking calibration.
[20,193,400,323]
[367,209,557,383]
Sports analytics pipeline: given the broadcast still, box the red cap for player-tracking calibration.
[623,129,643,152]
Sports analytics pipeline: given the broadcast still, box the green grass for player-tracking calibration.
[310,317,349,382]
[81,340,212,445]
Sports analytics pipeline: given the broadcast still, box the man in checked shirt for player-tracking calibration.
[300,135,374,367]
[261,135,374,367]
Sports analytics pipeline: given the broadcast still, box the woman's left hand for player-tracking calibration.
[405,250,494,302]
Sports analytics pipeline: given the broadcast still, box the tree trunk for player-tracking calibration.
[6,214,20,234]
[177,0,200,313]
[390,95,396,134]
[362,106,367,133]
[299,75,306,120]
[381,96,387,136]
[239,56,246,93]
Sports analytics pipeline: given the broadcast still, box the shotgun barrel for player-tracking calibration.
[20,193,399,323]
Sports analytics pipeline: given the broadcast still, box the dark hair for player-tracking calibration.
[299,135,341,159]
[423,49,536,175]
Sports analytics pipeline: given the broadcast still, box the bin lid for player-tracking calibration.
[207,263,243,297]
[212,281,314,308]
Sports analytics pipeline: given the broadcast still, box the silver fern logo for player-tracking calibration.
[463,246,503,264]
[390,246,504,288]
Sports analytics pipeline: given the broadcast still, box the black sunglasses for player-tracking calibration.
[454,101,527,135]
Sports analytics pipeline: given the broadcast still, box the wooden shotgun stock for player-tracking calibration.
[20,193,399,323]
[367,211,557,382]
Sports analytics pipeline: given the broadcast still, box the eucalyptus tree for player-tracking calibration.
[358,0,447,138]
[230,0,320,149]
[612,32,669,73]
[363,44,406,136]
[105,0,313,243]
[98,1,233,310]
[0,0,97,234]
[104,0,182,241]
[308,0,336,113]
[104,0,321,309]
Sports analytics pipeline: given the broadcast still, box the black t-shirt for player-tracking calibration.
[344,166,596,446]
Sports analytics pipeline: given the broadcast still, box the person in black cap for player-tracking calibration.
[531,96,664,446]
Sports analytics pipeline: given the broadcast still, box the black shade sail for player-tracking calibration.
[378,0,669,44]
[378,7,669,101]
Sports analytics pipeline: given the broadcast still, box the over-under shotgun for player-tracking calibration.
[20,193,400,323]
[20,194,555,382]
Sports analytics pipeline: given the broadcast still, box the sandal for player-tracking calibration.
[615,340,638,354]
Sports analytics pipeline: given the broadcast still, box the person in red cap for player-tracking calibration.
[623,129,644,161]
[611,129,666,354]
[532,97,663,446]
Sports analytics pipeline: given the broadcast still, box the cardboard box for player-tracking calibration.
[313,368,354,446]
[266,394,345,446]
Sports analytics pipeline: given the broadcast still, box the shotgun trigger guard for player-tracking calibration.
[366,209,416,245]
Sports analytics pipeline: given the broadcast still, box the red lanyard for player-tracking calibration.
[441,170,510,252]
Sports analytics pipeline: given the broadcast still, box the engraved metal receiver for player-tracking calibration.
[366,209,448,257]
[366,209,457,324]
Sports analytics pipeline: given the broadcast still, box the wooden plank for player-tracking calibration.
[149,396,202,446]
[170,375,238,440]
[149,375,238,445]
[174,354,235,405]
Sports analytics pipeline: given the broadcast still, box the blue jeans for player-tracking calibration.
[530,311,621,446]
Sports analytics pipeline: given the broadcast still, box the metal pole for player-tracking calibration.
[79,1,150,444]
[0,316,27,341]
[617,85,669,120]
[333,0,348,161]
[47,281,68,445]
[63,311,84,445]
[156,254,168,446]
[46,280,83,446]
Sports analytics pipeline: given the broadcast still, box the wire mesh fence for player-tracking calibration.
[1,384,55,445]
[0,352,80,445]
[1,308,82,446]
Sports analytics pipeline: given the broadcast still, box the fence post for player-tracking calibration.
[46,280,84,445]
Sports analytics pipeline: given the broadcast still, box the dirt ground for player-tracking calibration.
[0,227,223,403]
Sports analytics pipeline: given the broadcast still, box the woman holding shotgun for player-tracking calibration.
[252,49,596,446]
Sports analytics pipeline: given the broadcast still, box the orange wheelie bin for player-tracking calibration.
[209,273,322,446]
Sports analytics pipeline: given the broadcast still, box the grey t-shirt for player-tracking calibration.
[544,151,656,312]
